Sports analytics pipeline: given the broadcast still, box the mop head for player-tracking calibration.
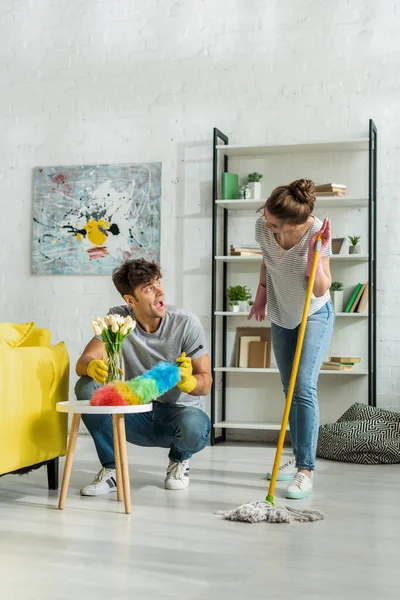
[90,362,181,406]
[217,501,325,524]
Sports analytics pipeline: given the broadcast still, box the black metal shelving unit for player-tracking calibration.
[368,119,378,408]
[210,121,377,445]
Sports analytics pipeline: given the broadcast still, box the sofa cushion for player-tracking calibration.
[0,322,36,348]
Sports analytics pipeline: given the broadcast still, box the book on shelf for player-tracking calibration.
[230,244,262,256]
[222,173,239,200]
[315,191,346,197]
[321,356,361,371]
[238,336,261,368]
[248,341,268,368]
[344,282,368,313]
[356,282,368,313]
[321,362,354,371]
[314,183,347,194]
[350,283,367,313]
[345,283,362,312]
[330,357,361,364]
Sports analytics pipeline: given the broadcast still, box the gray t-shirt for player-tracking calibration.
[255,215,332,329]
[105,304,207,410]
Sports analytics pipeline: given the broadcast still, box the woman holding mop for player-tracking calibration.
[248,179,335,500]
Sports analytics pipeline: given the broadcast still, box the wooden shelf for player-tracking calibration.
[214,420,287,431]
[214,367,368,376]
[216,139,369,156]
[215,197,369,210]
[215,254,369,263]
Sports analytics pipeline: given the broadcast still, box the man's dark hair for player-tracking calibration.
[112,258,162,298]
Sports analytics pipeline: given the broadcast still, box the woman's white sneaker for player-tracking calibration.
[285,472,313,499]
[266,459,296,481]
[80,467,117,496]
[165,459,190,490]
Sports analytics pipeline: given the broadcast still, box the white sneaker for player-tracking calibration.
[285,472,313,499]
[80,467,117,496]
[164,459,190,490]
[266,459,296,481]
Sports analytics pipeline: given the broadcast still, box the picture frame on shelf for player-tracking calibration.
[234,327,271,368]
[332,238,345,255]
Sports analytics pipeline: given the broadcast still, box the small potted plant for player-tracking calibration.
[226,285,252,312]
[330,281,344,313]
[348,235,361,255]
[247,172,263,200]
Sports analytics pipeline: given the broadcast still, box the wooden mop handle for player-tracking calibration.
[266,235,323,504]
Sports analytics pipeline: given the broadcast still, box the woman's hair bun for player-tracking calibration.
[288,179,315,205]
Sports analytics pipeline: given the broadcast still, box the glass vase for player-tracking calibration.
[105,349,123,383]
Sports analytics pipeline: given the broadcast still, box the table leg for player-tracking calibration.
[112,415,123,502]
[58,413,81,510]
[116,415,131,514]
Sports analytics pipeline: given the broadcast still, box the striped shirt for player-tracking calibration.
[255,215,332,329]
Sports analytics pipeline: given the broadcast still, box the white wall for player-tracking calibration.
[1,0,399,411]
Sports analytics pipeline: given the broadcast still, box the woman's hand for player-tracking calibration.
[307,218,331,276]
[248,283,267,321]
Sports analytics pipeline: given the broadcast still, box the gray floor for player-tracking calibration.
[0,438,399,600]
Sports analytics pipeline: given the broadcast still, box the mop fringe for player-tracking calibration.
[217,501,325,524]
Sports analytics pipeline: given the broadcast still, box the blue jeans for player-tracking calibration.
[271,301,335,471]
[75,377,211,468]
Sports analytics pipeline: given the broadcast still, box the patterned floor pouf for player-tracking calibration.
[317,403,400,464]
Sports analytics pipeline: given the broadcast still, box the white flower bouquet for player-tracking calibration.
[91,314,136,382]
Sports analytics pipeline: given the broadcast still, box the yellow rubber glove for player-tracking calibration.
[87,359,108,385]
[176,352,197,394]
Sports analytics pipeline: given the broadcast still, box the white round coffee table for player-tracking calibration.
[56,400,153,514]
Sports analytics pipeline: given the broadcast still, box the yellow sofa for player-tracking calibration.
[0,325,69,489]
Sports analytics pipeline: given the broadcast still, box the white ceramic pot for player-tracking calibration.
[238,301,249,312]
[349,244,361,255]
[229,304,240,312]
[331,290,344,313]
[248,182,261,200]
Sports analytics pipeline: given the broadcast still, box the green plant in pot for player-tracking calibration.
[330,281,344,313]
[226,285,252,312]
[348,235,361,255]
[247,172,263,200]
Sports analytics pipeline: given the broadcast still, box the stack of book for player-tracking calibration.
[322,357,361,371]
[230,245,261,256]
[344,282,369,313]
[314,183,347,196]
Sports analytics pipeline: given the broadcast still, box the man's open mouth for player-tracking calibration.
[155,300,164,309]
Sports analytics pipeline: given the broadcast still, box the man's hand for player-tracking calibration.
[176,352,197,394]
[87,359,108,385]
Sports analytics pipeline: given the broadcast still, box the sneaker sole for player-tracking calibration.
[80,488,117,497]
[285,488,313,500]
[266,472,295,481]
[165,480,190,490]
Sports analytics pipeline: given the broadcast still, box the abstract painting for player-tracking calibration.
[32,162,161,275]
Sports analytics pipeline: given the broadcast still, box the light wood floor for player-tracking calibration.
[1,438,399,600]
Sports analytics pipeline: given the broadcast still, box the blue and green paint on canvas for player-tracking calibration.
[32,162,161,275]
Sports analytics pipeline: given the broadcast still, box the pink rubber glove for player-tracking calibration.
[307,218,331,276]
[248,283,267,322]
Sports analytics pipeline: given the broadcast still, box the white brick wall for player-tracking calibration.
[1,0,399,410]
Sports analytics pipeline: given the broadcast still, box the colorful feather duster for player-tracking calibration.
[90,361,181,407]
